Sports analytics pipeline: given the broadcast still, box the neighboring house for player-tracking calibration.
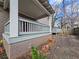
[2,0,55,59]
[61,16,73,34]
[73,17,79,28]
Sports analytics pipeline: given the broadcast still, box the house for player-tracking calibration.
[2,0,55,59]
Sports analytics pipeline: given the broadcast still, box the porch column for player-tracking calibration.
[49,15,53,33]
[10,0,18,37]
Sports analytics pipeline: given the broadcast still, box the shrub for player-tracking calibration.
[31,46,47,59]
[72,27,79,35]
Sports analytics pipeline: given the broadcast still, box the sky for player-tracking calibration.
[48,0,79,28]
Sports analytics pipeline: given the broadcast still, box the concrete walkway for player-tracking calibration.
[48,35,79,59]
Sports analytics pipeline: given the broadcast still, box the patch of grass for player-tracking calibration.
[32,46,47,59]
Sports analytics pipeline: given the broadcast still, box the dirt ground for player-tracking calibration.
[48,35,79,59]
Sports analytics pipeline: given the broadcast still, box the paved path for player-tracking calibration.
[48,35,79,59]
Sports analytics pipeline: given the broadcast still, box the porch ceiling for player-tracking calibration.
[19,0,55,20]
[3,0,55,20]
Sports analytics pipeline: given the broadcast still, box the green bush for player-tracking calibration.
[0,40,3,47]
[72,27,79,35]
[31,46,47,59]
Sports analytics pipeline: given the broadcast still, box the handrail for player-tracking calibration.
[19,18,49,27]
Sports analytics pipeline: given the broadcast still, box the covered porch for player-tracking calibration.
[2,0,55,59]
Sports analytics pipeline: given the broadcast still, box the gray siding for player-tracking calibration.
[0,6,9,38]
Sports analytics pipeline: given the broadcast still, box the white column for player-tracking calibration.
[49,15,52,33]
[10,0,18,37]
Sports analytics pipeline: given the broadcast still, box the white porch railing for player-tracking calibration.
[18,19,50,35]
[4,19,50,35]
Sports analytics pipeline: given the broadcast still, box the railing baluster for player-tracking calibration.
[22,21,23,32]
[26,22,27,32]
[19,21,21,32]
[36,25,37,31]
[34,24,36,32]
[37,25,38,31]
[38,25,39,31]
[30,23,32,32]
[25,22,26,32]
[30,23,31,32]
[4,19,50,35]
[24,22,25,32]
[31,23,32,32]
[28,23,30,32]
[32,24,33,32]
[27,22,29,32]
[35,24,37,31]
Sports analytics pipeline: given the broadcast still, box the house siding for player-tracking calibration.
[0,6,9,38]
[37,17,49,26]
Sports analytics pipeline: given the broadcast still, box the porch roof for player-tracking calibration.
[3,0,55,20]
[19,0,55,19]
